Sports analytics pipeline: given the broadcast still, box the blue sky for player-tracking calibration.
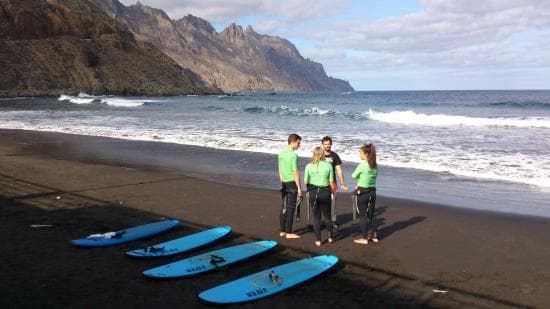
[119,0,550,91]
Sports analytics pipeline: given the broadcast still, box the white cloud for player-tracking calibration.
[420,0,544,15]
[316,1,550,53]
[301,48,347,61]
[273,0,351,22]
[253,19,282,34]
[119,0,351,24]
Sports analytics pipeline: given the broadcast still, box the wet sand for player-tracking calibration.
[1,129,550,308]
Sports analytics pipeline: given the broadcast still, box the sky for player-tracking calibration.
[119,0,550,91]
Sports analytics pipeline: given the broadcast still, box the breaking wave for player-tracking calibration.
[365,109,550,129]
[58,93,153,107]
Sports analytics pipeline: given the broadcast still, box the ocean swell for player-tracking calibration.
[487,101,550,109]
[243,105,336,117]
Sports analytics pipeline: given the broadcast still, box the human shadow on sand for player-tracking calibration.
[334,206,426,241]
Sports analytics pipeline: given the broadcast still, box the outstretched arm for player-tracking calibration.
[335,165,348,191]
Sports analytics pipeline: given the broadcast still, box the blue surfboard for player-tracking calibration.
[198,255,338,304]
[71,219,179,247]
[143,240,277,279]
[126,225,231,258]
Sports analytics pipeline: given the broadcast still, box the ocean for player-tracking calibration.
[1,90,549,217]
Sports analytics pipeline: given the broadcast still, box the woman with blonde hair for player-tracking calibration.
[304,147,336,246]
[351,143,379,245]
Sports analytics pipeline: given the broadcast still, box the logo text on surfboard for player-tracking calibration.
[246,288,268,298]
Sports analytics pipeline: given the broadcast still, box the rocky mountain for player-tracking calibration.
[90,0,354,92]
[0,0,214,97]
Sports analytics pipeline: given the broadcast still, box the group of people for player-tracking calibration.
[278,134,379,246]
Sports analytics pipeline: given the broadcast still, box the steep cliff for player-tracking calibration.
[0,0,212,97]
[90,0,354,92]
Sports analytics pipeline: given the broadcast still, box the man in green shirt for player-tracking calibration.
[278,133,302,239]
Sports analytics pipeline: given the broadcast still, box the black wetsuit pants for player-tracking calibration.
[280,181,298,233]
[308,185,332,242]
[356,188,377,239]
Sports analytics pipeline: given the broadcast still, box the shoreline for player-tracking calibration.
[2,128,550,307]
[2,128,549,219]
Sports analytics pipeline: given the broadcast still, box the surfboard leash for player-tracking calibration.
[251,271,283,289]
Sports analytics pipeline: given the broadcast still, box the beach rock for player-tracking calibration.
[0,0,218,97]
[89,0,354,92]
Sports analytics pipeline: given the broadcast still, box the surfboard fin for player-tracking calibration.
[210,255,225,263]
[210,255,226,268]
[146,246,165,252]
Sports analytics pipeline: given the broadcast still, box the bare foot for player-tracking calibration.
[315,241,321,247]
[279,232,286,237]
[285,233,301,239]
[353,238,368,245]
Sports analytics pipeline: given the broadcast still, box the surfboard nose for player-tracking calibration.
[261,240,278,248]
[317,254,339,265]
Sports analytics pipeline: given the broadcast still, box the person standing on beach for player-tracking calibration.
[304,147,336,246]
[321,136,348,228]
[278,133,303,239]
[352,144,379,245]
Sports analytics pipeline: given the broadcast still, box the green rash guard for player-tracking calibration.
[278,146,298,182]
[352,161,378,188]
[304,161,334,187]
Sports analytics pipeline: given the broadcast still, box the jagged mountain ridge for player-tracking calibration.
[90,0,354,92]
[0,0,212,97]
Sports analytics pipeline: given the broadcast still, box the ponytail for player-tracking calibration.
[360,144,377,168]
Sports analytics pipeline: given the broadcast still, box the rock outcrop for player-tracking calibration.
[0,0,214,97]
[90,0,354,92]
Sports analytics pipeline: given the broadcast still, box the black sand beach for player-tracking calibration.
[2,129,550,308]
